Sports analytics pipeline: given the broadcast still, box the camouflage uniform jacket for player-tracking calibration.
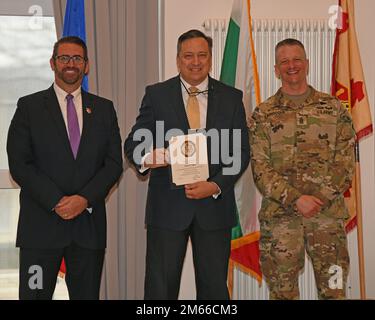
[249,86,355,221]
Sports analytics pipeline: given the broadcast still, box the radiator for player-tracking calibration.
[253,19,335,97]
[203,18,356,300]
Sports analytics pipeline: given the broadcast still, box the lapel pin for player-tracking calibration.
[86,107,92,114]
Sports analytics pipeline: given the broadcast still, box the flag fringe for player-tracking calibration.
[228,231,262,297]
[246,0,261,105]
[345,215,357,233]
[228,257,262,299]
[356,124,373,141]
[230,258,262,283]
[231,230,260,250]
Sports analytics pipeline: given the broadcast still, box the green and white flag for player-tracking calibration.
[220,0,262,291]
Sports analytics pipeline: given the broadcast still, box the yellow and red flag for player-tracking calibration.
[331,0,373,232]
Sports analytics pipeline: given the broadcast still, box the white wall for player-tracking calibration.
[0,0,53,16]
[251,0,336,19]
[162,0,375,299]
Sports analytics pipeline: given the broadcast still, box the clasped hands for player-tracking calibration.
[144,148,219,199]
[296,195,324,218]
[55,195,88,220]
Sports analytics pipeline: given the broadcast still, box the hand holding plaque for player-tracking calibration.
[168,133,209,186]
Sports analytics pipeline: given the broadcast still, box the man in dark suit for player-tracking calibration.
[6,36,123,300]
[124,29,250,299]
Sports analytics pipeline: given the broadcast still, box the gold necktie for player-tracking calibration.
[186,87,200,129]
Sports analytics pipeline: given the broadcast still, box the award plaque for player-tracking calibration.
[169,133,209,186]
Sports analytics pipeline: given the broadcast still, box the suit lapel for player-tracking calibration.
[44,85,72,156]
[206,77,219,130]
[170,76,190,132]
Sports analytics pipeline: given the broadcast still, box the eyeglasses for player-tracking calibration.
[55,55,86,65]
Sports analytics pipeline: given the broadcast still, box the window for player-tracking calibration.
[0,3,68,299]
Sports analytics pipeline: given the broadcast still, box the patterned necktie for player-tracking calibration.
[186,87,200,129]
[186,87,201,129]
[66,94,81,158]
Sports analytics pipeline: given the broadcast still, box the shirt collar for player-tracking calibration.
[179,76,209,93]
[53,82,81,100]
[275,85,317,107]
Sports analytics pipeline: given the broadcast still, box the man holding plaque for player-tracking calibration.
[124,29,250,299]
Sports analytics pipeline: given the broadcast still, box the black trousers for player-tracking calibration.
[144,219,231,300]
[19,242,105,300]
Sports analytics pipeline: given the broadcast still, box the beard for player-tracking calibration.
[56,67,84,85]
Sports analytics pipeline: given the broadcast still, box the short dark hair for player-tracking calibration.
[177,29,213,56]
[52,36,88,60]
[275,38,306,63]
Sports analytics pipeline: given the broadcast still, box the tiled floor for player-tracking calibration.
[0,269,69,300]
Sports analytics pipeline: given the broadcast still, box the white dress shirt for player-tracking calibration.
[180,76,209,129]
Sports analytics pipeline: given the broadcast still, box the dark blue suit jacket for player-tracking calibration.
[124,76,250,231]
[7,85,123,249]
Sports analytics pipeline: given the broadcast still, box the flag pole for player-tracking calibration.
[354,141,366,299]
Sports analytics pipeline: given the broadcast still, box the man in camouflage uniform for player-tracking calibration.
[249,38,355,299]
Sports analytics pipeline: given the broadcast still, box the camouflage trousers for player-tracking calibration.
[260,213,349,300]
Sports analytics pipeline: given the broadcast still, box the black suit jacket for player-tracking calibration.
[7,85,123,249]
[124,76,250,231]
